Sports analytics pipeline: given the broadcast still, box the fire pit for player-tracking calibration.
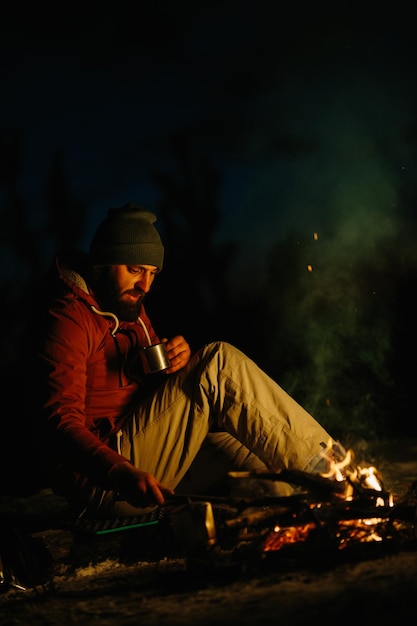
[165,450,417,574]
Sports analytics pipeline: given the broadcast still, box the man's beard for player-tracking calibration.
[90,266,146,322]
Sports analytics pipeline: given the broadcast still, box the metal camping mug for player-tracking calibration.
[141,342,171,374]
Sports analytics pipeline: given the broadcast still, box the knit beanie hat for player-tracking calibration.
[89,203,164,270]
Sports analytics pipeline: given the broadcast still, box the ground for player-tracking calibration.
[1,438,416,626]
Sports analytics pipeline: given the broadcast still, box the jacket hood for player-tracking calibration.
[54,250,122,335]
[55,250,91,296]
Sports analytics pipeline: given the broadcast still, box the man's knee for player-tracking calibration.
[202,341,244,366]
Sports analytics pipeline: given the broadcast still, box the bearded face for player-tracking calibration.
[90,265,146,322]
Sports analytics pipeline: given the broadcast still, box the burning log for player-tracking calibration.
[228,468,349,499]
[228,466,389,502]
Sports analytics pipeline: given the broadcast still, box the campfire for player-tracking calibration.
[167,443,417,572]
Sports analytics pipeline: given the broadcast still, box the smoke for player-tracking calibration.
[249,67,417,438]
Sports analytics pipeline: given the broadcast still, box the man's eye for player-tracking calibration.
[127,266,158,276]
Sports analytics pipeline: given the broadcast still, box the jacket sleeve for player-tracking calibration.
[34,297,131,489]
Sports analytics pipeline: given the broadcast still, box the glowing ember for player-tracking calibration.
[263,523,316,551]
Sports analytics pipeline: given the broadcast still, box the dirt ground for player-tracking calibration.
[1,438,417,626]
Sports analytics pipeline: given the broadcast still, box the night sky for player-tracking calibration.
[3,5,416,280]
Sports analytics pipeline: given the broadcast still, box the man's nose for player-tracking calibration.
[135,273,153,292]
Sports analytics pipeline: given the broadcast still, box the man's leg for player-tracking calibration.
[175,432,294,497]
[121,341,336,489]
[195,341,336,473]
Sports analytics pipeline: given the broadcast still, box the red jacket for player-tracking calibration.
[31,253,161,491]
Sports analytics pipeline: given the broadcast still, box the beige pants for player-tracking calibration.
[119,341,334,500]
